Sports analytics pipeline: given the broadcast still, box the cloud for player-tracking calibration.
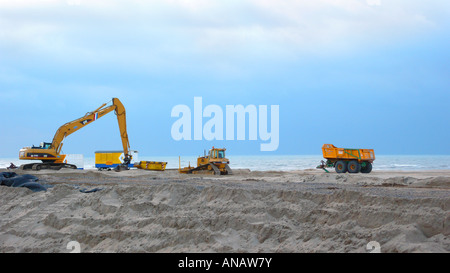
[66,0,81,6]
[366,0,381,6]
[0,0,448,77]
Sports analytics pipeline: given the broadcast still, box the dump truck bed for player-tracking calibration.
[322,144,375,163]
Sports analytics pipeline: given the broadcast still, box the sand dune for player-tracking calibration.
[0,169,449,253]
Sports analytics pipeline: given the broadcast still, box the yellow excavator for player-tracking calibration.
[19,98,132,171]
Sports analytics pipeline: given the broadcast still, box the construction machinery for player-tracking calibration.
[134,161,168,171]
[317,144,375,173]
[95,150,139,171]
[19,98,132,171]
[179,147,232,175]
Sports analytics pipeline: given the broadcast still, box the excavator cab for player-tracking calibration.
[31,142,52,149]
[40,142,52,149]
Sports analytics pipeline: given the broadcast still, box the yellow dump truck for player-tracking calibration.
[319,144,375,173]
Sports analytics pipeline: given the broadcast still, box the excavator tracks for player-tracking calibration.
[19,163,77,171]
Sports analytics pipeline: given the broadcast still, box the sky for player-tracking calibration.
[0,0,449,158]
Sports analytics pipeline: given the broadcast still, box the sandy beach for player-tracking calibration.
[0,168,449,253]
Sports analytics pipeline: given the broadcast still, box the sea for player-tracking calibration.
[1,155,450,171]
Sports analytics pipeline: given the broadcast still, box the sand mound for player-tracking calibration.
[0,168,449,253]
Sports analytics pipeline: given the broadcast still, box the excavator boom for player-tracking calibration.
[112,98,131,165]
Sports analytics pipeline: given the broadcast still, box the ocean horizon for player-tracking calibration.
[1,154,450,171]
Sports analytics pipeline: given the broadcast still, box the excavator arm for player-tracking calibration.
[51,98,131,164]
[112,98,132,165]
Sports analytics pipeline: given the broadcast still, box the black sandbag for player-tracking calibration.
[11,178,37,187]
[79,188,102,193]
[1,175,38,187]
[0,177,15,187]
[0,172,45,192]
[0,172,18,179]
[17,174,39,181]
[19,182,47,193]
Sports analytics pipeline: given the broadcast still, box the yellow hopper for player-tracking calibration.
[134,161,167,171]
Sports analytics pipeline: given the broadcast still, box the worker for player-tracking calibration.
[7,163,18,169]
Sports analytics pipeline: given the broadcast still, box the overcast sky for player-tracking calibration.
[1,0,449,157]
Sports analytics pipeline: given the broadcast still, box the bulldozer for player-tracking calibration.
[179,147,232,175]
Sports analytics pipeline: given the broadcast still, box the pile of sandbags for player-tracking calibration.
[0,172,47,192]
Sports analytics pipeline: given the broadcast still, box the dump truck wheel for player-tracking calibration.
[335,161,347,173]
[348,161,361,173]
[361,162,372,173]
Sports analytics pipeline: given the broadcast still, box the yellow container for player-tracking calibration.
[134,161,167,171]
[95,150,138,169]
